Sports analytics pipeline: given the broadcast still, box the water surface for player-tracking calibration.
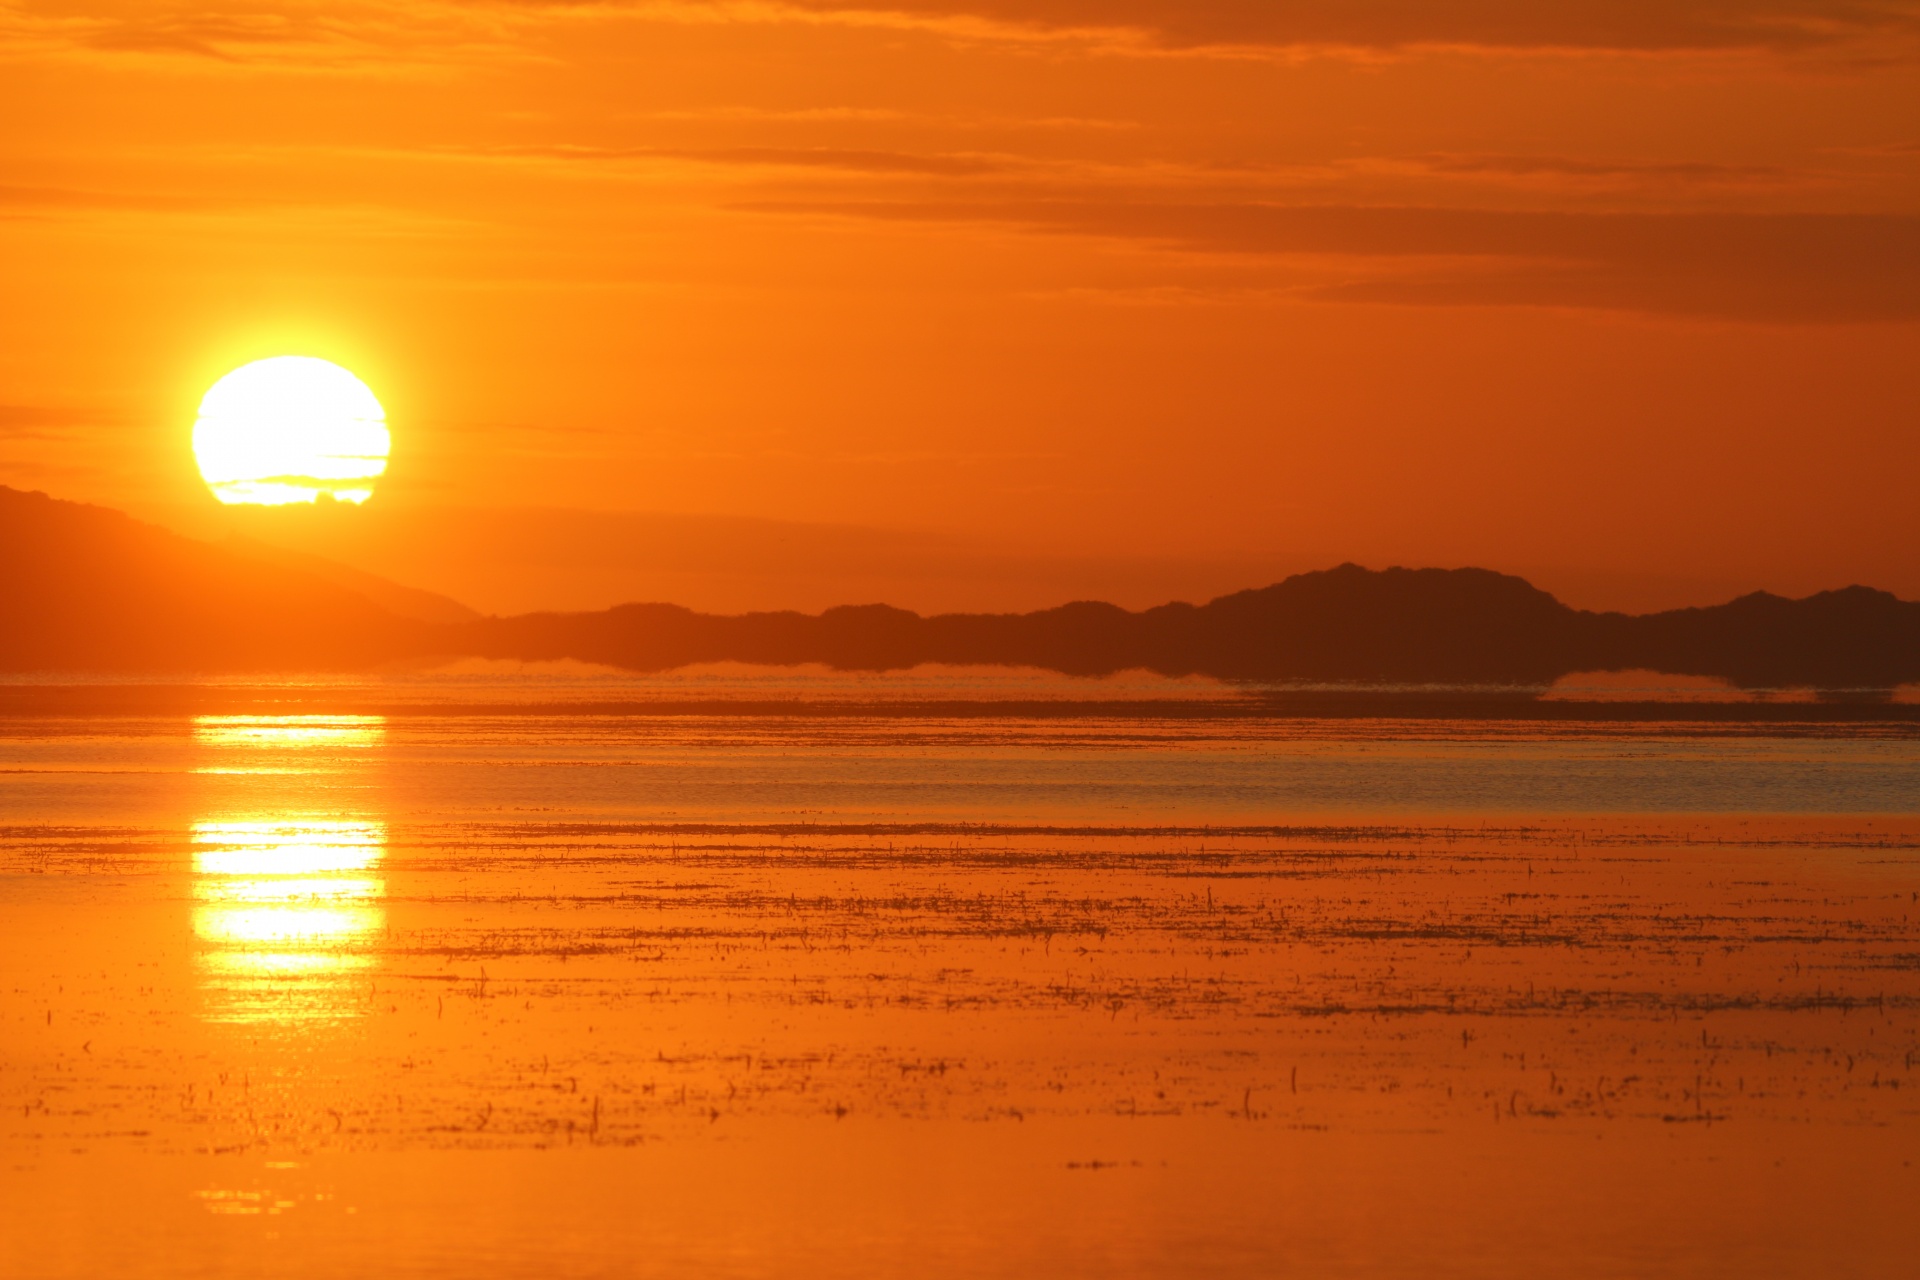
[4,673,1918,1277]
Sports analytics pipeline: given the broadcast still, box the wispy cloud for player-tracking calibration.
[480,142,1010,176]
[0,183,204,213]
[24,0,1913,67]
[0,0,528,66]
[0,404,131,439]
[1409,153,1793,186]
[740,199,1920,321]
[687,0,1920,55]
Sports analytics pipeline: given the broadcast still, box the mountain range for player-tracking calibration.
[3,485,1916,689]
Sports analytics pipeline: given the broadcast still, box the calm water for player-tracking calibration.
[4,671,1919,1277]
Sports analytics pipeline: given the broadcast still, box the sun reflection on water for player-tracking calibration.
[192,820,387,1021]
[193,715,386,772]
[191,715,388,1024]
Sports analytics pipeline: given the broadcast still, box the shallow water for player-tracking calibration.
[4,676,1919,1277]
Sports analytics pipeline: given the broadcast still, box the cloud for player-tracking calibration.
[762,0,1920,52]
[77,11,315,57]
[0,184,202,214]
[19,0,1916,64]
[0,405,128,439]
[740,199,1920,321]
[0,0,523,65]
[484,143,1007,176]
[1411,154,1791,186]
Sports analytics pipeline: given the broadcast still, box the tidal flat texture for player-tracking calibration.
[3,688,1919,1277]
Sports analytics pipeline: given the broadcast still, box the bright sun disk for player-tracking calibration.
[193,356,390,505]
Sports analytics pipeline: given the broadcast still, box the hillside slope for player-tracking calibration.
[0,486,432,671]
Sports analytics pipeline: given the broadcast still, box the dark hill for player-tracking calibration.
[1615,586,1920,689]
[461,563,1920,689]
[3,486,1916,688]
[463,566,1587,682]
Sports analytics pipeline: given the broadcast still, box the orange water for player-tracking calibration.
[3,697,1917,1276]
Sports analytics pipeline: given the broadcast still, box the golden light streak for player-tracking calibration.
[190,713,392,1024]
[193,715,387,750]
[191,819,388,1022]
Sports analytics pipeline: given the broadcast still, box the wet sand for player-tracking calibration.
[3,696,1918,1276]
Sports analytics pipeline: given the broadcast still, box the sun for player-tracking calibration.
[193,356,390,506]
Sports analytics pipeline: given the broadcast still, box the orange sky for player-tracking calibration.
[3,0,1918,615]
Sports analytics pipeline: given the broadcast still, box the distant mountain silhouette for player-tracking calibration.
[2,486,1916,689]
[463,566,1920,689]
